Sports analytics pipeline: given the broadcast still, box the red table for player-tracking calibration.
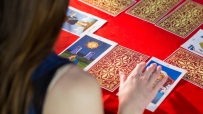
[55,0,203,114]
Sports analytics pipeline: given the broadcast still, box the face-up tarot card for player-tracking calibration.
[181,29,203,57]
[79,0,136,16]
[156,1,203,38]
[87,45,149,92]
[146,57,187,112]
[126,0,182,23]
[59,33,117,71]
[62,6,106,36]
[164,48,203,89]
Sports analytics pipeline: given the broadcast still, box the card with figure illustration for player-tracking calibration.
[156,1,203,38]
[87,45,149,92]
[126,0,182,23]
[62,6,106,36]
[79,0,136,16]
[59,33,117,71]
[164,48,203,89]
[181,29,203,57]
[146,57,187,112]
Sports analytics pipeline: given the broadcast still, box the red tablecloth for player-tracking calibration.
[54,0,203,114]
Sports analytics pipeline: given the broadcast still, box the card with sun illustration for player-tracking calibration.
[156,1,203,38]
[59,33,117,71]
[126,0,182,23]
[79,0,136,16]
[87,45,149,92]
[62,6,106,36]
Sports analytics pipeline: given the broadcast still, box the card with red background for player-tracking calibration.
[87,45,149,92]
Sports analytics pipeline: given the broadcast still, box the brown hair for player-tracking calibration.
[0,0,69,114]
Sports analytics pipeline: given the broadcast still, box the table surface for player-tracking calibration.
[55,0,203,114]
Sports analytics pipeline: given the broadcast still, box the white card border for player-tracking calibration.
[181,29,203,57]
[62,6,107,36]
[58,33,118,71]
[155,1,203,38]
[125,0,183,24]
[146,57,187,112]
[79,0,136,17]
[164,47,203,89]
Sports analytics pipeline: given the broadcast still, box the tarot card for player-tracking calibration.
[87,45,149,92]
[126,0,182,23]
[62,6,106,36]
[181,29,203,57]
[146,57,187,112]
[164,48,203,89]
[156,1,203,38]
[79,0,136,17]
[59,33,117,71]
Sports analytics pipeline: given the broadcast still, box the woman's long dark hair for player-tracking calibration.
[0,0,69,113]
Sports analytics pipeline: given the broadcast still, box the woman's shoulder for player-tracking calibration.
[43,64,103,114]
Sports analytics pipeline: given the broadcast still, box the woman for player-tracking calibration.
[0,0,167,114]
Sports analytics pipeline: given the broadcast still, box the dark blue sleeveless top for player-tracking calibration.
[28,52,71,114]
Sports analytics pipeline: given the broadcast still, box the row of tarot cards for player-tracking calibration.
[60,5,203,112]
[79,0,203,38]
[59,29,203,111]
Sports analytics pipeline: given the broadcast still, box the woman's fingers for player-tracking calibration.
[129,62,146,78]
[148,66,162,87]
[153,75,168,93]
[119,71,127,85]
[144,63,157,80]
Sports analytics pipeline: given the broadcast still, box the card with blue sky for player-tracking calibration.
[62,6,106,36]
[181,29,203,57]
[59,33,117,71]
[146,57,187,112]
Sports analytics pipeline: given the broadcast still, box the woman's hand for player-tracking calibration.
[118,62,168,114]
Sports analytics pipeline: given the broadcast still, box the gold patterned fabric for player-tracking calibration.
[164,48,203,88]
[156,1,203,38]
[88,45,149,92]
[80,0,135,16]
[127,0,181,23]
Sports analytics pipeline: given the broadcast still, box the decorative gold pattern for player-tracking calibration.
[80,0,134,16]
[127,0,181,23]
[164,48,203,88]
[88,46,149,92]
[156,1,203,38]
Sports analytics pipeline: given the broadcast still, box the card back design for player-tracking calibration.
[156,1,203,38]
[79,0,135,16]
[87,45,149,92]
[126,0,181,23]
[164,48,203,88]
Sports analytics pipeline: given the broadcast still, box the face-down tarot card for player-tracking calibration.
[87,45,149,92]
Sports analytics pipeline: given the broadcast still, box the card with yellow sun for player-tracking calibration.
[59,33,117,71]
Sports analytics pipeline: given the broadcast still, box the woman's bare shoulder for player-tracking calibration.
[43,64,103,114]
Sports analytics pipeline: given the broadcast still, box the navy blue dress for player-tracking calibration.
[29,52,71,114]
